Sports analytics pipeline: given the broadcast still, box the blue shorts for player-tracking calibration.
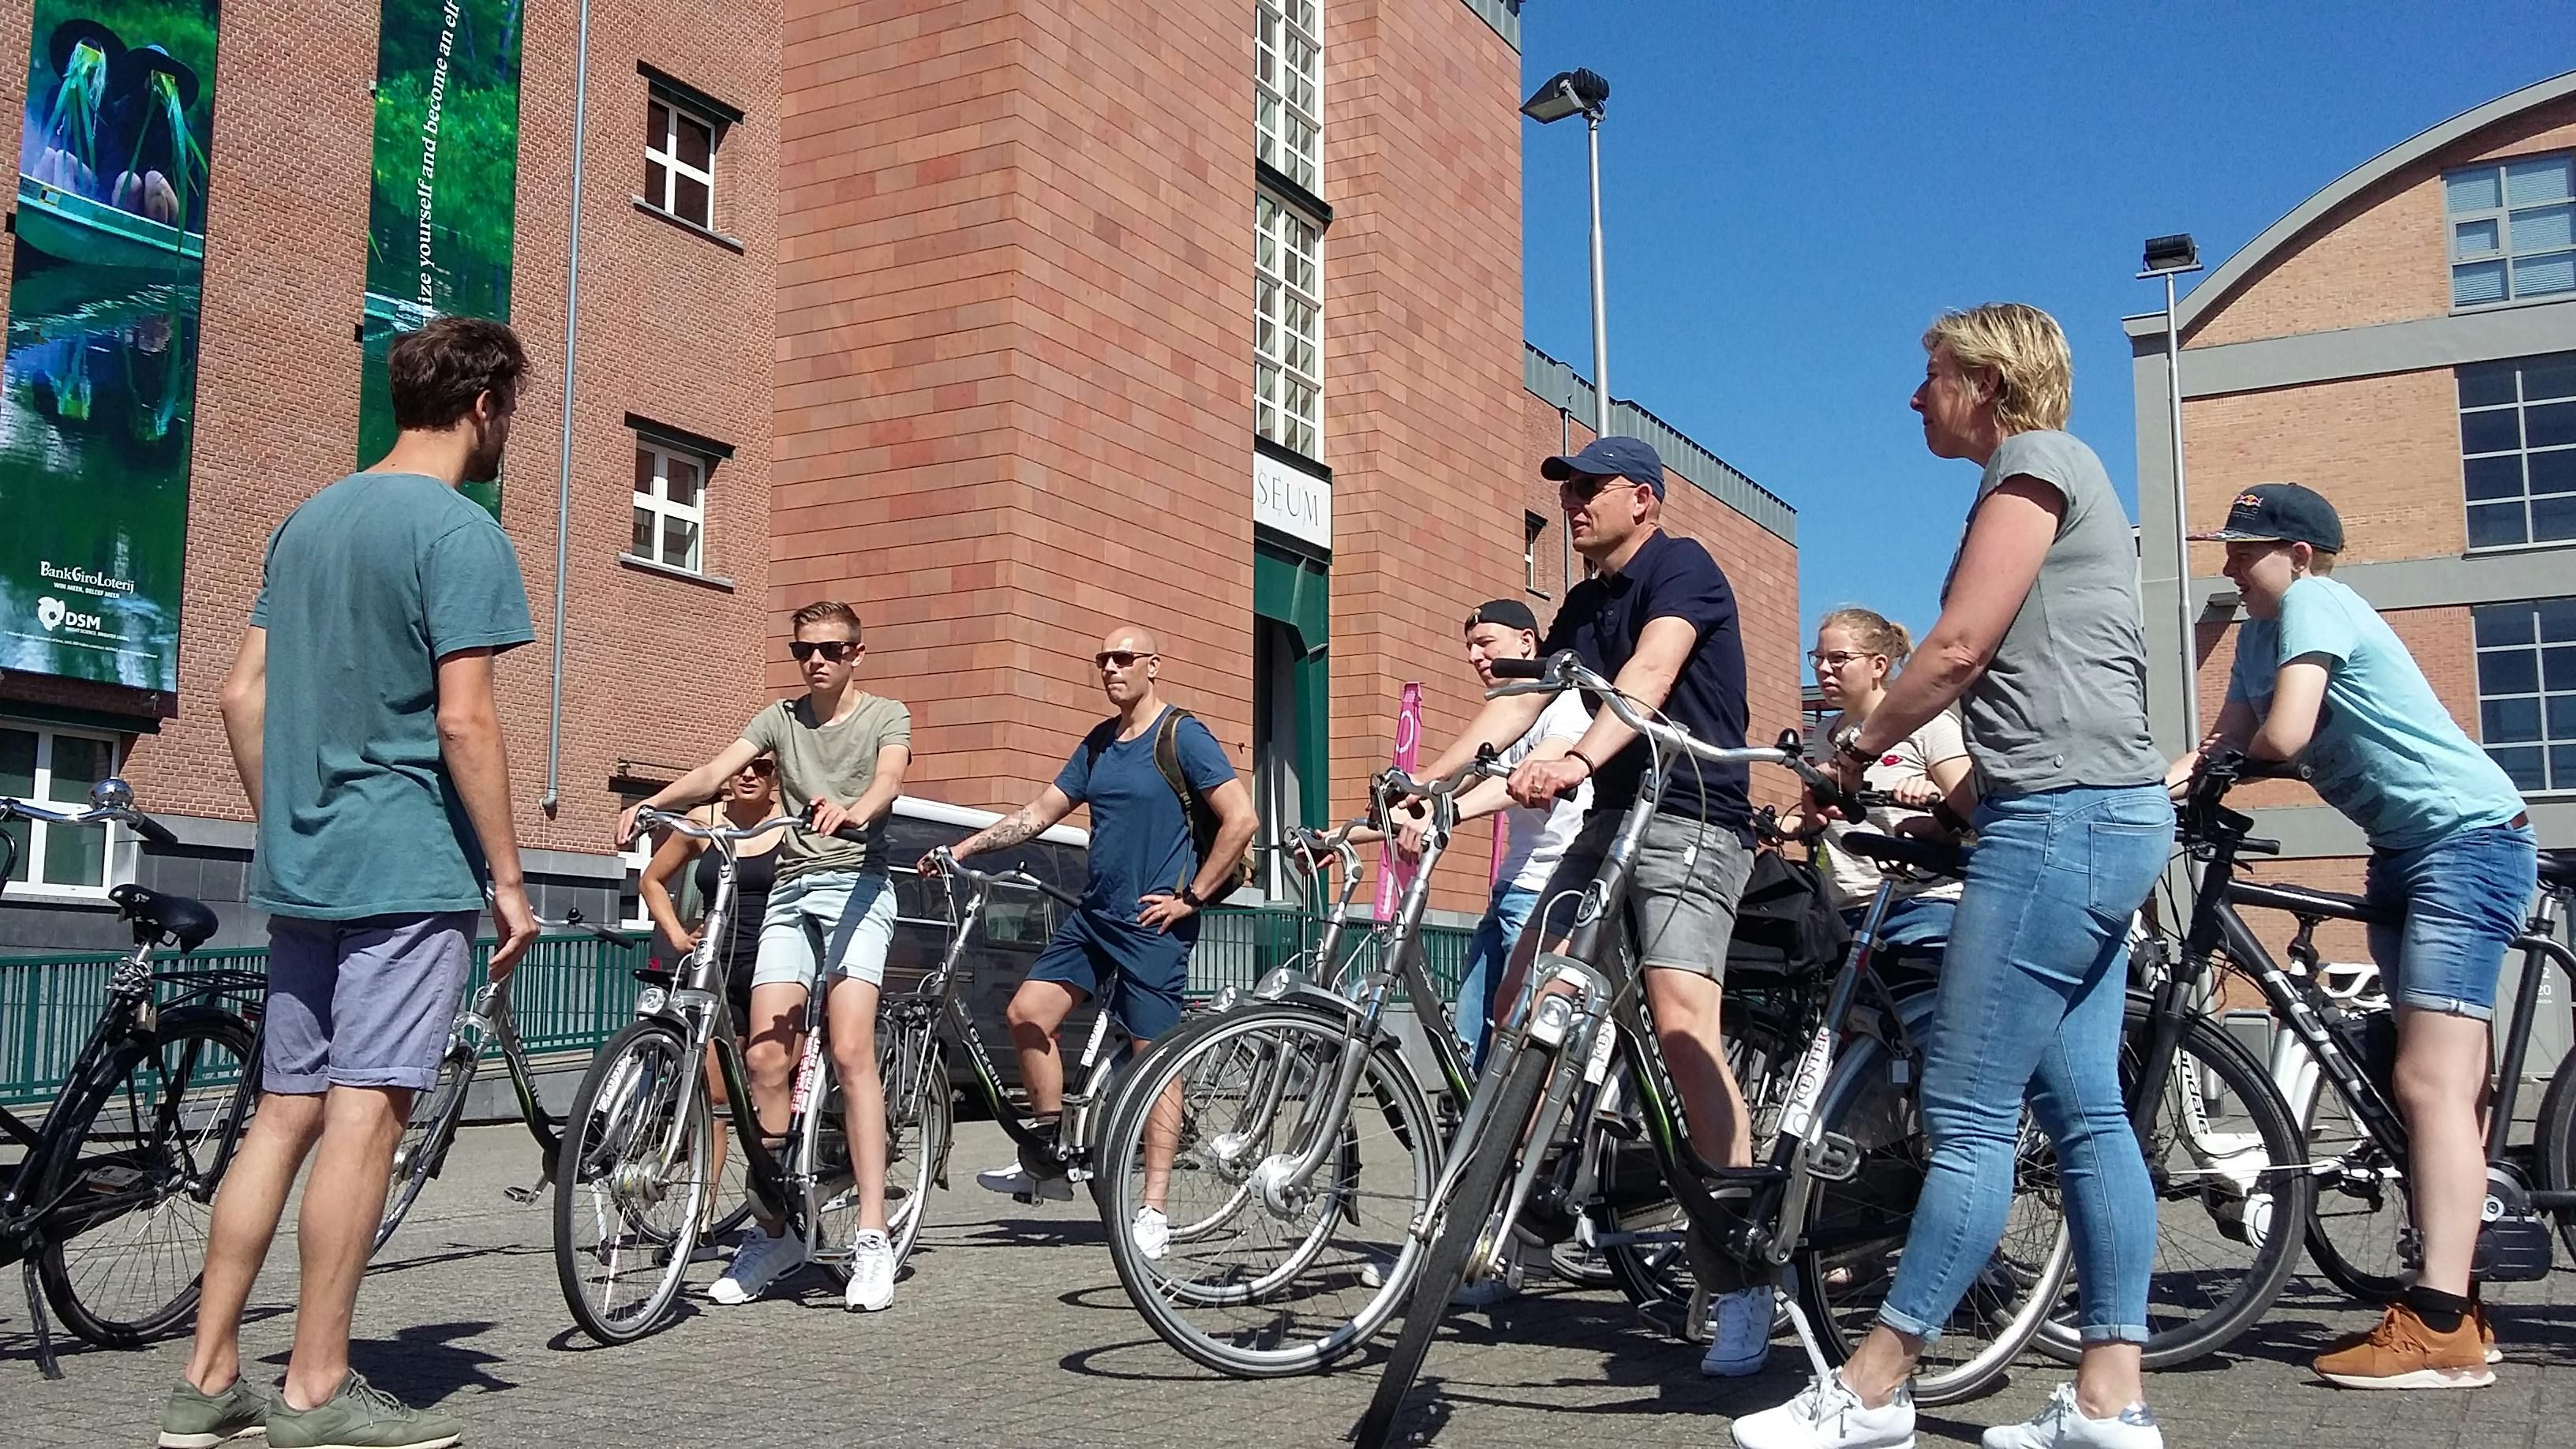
[262,912,477,1095]
[2364,821,2537,1020]
[1027,908,1190,1040]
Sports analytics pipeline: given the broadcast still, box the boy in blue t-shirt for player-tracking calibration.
[2170,483,2534,1390]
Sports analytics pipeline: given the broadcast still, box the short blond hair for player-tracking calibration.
[1922,302,2072,435]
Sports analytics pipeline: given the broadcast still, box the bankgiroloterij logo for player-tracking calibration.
[36,596,66,631]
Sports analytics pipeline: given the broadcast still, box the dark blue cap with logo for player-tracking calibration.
[1541,435,1665,500]
[2187,481,2345,552]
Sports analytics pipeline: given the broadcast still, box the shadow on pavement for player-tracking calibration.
[254,1319,513,1406]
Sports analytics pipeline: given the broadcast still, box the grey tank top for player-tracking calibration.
[1940,429,2164,796]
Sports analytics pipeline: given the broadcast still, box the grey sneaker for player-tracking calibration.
[266,1372,460,1449]
[158,1377,274,1447]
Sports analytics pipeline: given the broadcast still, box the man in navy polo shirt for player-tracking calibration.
[1417,435,1772,1375]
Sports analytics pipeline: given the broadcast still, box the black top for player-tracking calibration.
[1541,529,1750,834]
[692,844,777,967]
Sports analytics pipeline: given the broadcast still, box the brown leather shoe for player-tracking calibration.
[2314,1303,2494,1389]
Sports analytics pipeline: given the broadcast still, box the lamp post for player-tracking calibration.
[2141,232,2204,744]
[1523,67,1613,436]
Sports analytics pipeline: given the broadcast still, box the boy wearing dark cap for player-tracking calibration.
[2169,482,2533,1389]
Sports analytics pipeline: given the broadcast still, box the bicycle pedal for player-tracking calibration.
[502,1182,544,1205]
[1807,1133,1861,1184]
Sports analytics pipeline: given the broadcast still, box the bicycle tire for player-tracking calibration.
[2031,1008,2310,1368]
[2301,1069,2411,1305]
[882,1020,950,1268]
[1353,1042,1552,1449]
[36,1005,256,1347]
[2537,1063,2576,1265]
[375,1042,477,1256]
[1098,1002,1438,1379]
[1792,1030,2069,1407]
[553,1018,711,1345]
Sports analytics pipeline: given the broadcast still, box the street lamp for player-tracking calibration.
[2141,232,2204,743]
[1523,67,1613,436]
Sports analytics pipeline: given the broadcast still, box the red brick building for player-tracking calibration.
[1,0,1798,950]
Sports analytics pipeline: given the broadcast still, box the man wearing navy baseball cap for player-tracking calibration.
[1414,434,1773,1373]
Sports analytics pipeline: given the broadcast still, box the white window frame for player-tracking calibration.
[1256,191,1324,462]
[0,721,125,901]
[1255,0,1322,194]
[646,92,719,230]
[631,440,710,575]
[2445,152,2575,311]
[1524,511,1548,597]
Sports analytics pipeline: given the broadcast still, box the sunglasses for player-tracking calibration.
[1095,650,1156,670]
[789,640,859,663]
[737,759,776,777]
[1558,474,1646,504]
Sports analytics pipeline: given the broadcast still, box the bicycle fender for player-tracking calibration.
[1249,970,1407,1053]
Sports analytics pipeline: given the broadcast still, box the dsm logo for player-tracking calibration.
[36,596,103,632]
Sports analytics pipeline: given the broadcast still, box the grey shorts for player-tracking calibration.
[1533,810,1753,981]
[262,912,477,1095]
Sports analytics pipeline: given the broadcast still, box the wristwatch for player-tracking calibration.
[1832,727,1874,769]
[1178,885,1205,910]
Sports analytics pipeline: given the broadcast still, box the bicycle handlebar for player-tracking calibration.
[626,807,798,851]
[919,847,1084,910]
[2,777,179,846]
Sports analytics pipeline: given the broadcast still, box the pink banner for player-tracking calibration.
[1374,682,1424,918]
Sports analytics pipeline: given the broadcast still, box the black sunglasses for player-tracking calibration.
[1557,474,1645,504]
[790,640,859,663]
[1095,650,1156,670]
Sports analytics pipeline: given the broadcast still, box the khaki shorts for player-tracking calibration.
[1533,809,1753,981]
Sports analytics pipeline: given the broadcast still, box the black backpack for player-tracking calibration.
[1728,849,1851,977]
[1083,707,1252,904]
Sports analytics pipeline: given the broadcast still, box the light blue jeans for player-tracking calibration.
[1454,882,1541,1071]
[1878,784,2174,1346]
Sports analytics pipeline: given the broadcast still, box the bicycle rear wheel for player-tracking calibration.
[36,1005,256,1347]
[1353,1042,1552,1448]
[376,1039,476,1255]
[2537,1063,2576,1265]
[1792,1032,2068,1406]
[1100,1003,1439,1379]
[554,1019,711,1344]
[2033,1009,2310,1367]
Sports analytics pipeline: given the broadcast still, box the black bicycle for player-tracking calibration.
[1,780,262,1379]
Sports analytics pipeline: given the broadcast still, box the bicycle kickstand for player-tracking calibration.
[24,1254,63,1380]
[1774,1279,1840,1388]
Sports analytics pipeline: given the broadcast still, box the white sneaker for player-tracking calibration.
[973,1159,1073,1202]
[1731,1374,1915,1449]
[708,1228,806,1305]
[1702,1285,1774,1376]
[1131,1207,1170,1261]
[1979,1384,2162,1449]
[1450,1254,1523,1308]
[844,1228,896,1312]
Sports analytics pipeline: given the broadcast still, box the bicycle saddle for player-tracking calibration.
[2540,848,2576,893]
[110,883,219,953]
[1838,830,1963,880]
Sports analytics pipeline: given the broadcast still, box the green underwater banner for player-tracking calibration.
[358,0,522,514]
[0,0,220,694]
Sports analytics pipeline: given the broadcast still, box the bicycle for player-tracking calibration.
[2084,752,2574,1343]
[1,779,263,1379]
[1354,652,2069,1446]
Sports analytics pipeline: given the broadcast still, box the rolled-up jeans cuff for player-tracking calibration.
[1874,1305,1943,1344]
[2391,990,2494,1022]
[2080,1323,2151,1346]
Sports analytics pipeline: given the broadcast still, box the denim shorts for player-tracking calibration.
[262,912,477,1095]
[1534,810,1754,979]
[752,871,897,992]
[2363,820,2537,1020]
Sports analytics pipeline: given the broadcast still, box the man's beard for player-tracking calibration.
[463,421,507,483]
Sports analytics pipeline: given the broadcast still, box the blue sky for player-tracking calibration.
[1516,1,2565,649]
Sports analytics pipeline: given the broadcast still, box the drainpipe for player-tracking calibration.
[541,0,593,815]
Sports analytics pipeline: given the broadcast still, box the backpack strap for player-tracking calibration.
[1152,707,1196,811]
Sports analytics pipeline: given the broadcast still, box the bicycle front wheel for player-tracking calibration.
[1099,1003,1439,1379]
[36,1005,257,1348]
[2301,1048,2412,1305]
[375,1040,477,1256]
[879,1020,951,1268]
[1353,1041,1552,1448]
[553,1019,711,1344]
[1793,1032,2069,1407]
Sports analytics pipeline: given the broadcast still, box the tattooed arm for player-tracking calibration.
[926,785,1076,873]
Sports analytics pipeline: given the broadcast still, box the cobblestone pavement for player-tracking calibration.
[9,1121,2574,1447]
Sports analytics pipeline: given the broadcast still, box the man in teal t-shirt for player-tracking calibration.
[162,318,537,1449]
[2170,483,2533,1390]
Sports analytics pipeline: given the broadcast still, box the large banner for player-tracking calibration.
[358,0,522,514]
[0,1,220,693]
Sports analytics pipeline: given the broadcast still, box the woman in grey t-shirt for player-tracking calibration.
[1735,305,2176,1449]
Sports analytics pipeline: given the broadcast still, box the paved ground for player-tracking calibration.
[9,1120,2574,1447]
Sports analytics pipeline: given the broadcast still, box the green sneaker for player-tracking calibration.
[157,1376,274,1447]
[265,1372,459,1449]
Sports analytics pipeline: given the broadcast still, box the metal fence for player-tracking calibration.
[2,910,1470,1107]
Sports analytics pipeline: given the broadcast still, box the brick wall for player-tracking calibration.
[2177,369,2466,575]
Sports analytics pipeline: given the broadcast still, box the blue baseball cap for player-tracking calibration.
[1541,435,1665,500]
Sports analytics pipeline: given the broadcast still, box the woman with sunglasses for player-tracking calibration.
[638,752,784,1219]
[1783,607,1970,966]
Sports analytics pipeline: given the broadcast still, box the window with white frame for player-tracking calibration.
[2472,597,2576,794]
[2446,152,2574,309]
[1255,0,1321,193]
[1525,511,1548,596]
[632,441,709,573]
[1,722,121,895]
[2458,351,2576,549]
[646,93,718,230]
[1256,192,1322,460]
